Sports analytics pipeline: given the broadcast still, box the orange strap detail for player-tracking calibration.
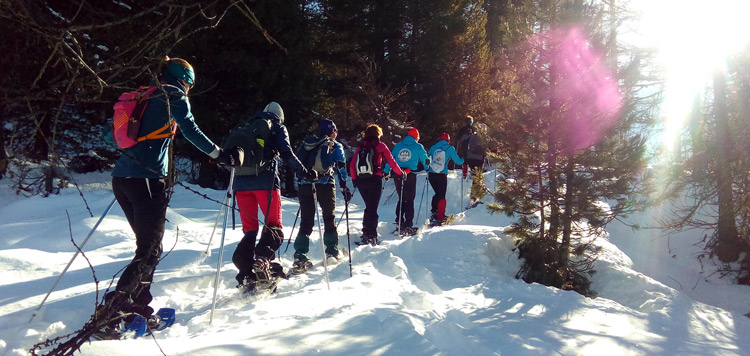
[137,120,177,142]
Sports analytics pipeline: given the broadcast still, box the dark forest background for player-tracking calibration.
[3,0,750,293]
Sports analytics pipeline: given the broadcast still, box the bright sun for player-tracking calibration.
[633,0,750,154]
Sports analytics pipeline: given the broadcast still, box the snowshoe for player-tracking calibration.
[400,226,419,237]
[355,234,378,246]
[430,214,455,227]
[292,259,314,275]
[240,275,283,296]
[239,258,286,296]
[89,322,123,341]
[326,248,347,264]
[122,308,176,338]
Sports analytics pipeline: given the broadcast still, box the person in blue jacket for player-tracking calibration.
[427,132,464,225]
[292,119,352,273]
[385,127,430,235]
[231,102,316,287]
[102,56,242,338]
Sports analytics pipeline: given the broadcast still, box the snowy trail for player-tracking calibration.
[1,171,750,355]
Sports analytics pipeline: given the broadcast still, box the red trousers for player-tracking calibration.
[235,189,283,232]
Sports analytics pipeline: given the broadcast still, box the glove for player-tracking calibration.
[383,173,391,182]
[462,163,468,179]
[341,186,352,203]
[302,168,318,182]
[425,158,431,166]
[352,180,358,188]
[217,146,244,167]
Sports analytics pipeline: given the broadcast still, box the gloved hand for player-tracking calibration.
[217,146,244,167]
[341,186,352,203]
[302,168,318,182]
[383,173,391,182]
[352,179,358,188]
[425,158,431,166]
[462,163,468,179]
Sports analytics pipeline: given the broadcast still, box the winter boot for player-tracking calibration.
[323,231,340,258]
[292,257,314,274]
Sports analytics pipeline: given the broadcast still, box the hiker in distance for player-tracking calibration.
[384,127,430,236]
[101,56,243,338]
[427,132,463,225]
[292,119,352,274]
[228,102,317,288]
[349,124,403,245]
[456,115,487,207]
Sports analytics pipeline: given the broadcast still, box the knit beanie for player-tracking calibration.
[318,119,337,136]
[440,132,450,142]
[408,127,420,141]
[263,102,284,123]
[465,115,474,126]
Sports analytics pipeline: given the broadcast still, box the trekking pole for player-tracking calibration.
[345,196,353,277]
[397,173,405,236]
[29,197,117,323]
[210,167,236,325]
[283,206,301,254]
[335,186,358,228]
[415,174,428,226]
[311,184,331,290]
[460,172,465,209]
[202,191,231,260]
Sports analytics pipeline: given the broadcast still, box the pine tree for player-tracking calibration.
[661,44,750,274]
[486,0,653,295]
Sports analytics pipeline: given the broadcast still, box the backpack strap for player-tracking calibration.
[138,119,177,142]
[137,84,179,143]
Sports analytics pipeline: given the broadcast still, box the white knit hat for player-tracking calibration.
[263,101,284,123]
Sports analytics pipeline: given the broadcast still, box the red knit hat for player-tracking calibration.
[408,127,420,141]
[440,132,450,142]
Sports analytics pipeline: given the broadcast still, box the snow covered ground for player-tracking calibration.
[1,170,749,355]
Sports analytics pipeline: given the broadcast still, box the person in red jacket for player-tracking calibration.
[349,124,403,245]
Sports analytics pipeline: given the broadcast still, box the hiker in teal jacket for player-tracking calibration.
[103,56,241,339]
[427,132,463,224]
[384,128,430,235]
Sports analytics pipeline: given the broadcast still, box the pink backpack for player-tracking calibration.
[112,86,175,148]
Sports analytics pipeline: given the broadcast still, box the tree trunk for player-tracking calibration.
[538,163,545,239]
[559,154,575,283]
[713,69,740,262]
[547,153,560,241]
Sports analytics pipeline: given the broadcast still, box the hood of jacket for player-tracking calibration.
[430,140,451,151]
[399,135,420,147]
[303,136,328,152]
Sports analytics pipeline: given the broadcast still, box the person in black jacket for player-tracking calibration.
[230,102,317,287]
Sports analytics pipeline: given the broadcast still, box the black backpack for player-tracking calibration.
[466,133,484,160]
[223,115,273,176]
[355,145,377,178]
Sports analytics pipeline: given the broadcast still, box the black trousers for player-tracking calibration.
[357,176,383,237]
[394,172,417,228]
[428,172,447,217]
[298,183,336,235]
[111,177,168,315]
